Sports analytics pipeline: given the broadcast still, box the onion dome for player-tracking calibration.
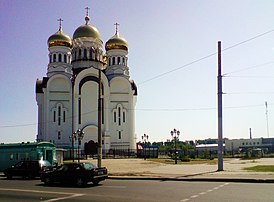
[105,23,128,51]
[47,19,72,48]
[73,15,101,40]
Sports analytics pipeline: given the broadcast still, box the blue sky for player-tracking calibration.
[1,0,274,143]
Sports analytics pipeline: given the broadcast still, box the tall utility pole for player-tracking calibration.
[265,101,270,138]
[217,41,224,171]
[98,68,102,168]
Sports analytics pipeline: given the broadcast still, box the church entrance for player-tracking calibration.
[84,140,98,156]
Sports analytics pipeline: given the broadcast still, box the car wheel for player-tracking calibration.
[28,173,34,179]
[44,177,51,186]
[6,173,12,180]
[75,177,86,187]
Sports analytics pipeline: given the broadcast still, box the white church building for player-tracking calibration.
[36,12,137,152]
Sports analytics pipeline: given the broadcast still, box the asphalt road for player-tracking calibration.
[0,177,273,202]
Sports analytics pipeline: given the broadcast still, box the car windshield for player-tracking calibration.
[82,163,96,170]
[39,160,51,167]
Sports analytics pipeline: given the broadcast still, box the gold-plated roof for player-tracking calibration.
[48,29,72,48]
[73,16,101,40]
[105,24,128,51]
[48,19,72,48]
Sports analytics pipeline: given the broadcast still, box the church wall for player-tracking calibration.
[44,76,72,147]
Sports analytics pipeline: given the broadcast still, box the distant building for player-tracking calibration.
[35,11,137,152]
[225,138,274,153]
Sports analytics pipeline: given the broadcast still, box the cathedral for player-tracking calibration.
[35,11,138,152]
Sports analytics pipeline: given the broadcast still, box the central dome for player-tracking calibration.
[73,16,101,40]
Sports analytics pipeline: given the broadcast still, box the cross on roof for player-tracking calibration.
[57,18,63,31]
[114,22,120,35]
[85,7,90,16]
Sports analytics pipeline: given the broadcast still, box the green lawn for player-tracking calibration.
[244,165,274,172]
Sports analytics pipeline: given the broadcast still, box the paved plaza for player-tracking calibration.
[87,158,274,182]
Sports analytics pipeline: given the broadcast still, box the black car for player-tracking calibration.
[4,160,53,179]
[40,162,108,187]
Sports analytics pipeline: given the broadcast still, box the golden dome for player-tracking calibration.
[105,33,128,51]
[48,29,72,48]
[48,19,72,48]
[73,16,101,40]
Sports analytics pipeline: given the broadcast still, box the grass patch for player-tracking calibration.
[244,165,274,172]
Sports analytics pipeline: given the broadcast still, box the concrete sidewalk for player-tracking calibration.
[89,158,274,183]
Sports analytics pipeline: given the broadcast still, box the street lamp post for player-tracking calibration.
[142,134,149,160]
[170,129,180,164]
[75,129,84,163]
[69,132,77,162]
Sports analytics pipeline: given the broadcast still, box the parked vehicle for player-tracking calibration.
[41,162,108,187]
[0,142,57,171]
[4,160,53,179]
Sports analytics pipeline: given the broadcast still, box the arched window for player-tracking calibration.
[84,49,87,59]
[112,57,115,65]
[108,58,111,65]
[58,106,61,126]
[58,53,62,62]
[53,54,56,62]
[118,57,121,65]
[123,111,126,123]
[78,49,82,59]
[89,49,93,60]
[64,55,67,63]
[122,57,125,65]
[118,107,121,126]
[49,55,52,63]
[114,112,116,123]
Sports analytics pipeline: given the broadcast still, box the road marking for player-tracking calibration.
[41,194,84,202]
[0,188,85,201]
[180,183,230,201]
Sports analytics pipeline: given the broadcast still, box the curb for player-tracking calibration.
[108,176,274,183]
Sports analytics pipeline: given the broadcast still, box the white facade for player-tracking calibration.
[36,14,137,151]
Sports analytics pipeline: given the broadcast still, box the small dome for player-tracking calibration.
[73,16,101,40]
[105,33,128,51]
[48,28,72,48]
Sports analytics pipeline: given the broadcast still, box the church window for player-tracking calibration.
[63,111,66,122]
[78,49,82,59]
[89,49,93,60]
[118,57,121,64]
[58,53,62,62]
[84,49,87,59]
[123,111,126,123]
[58,106,61,126]
[118,131,121,139]
[53,111,56,122]
[108,58,111,65]
[118,107,121,126]
[64,55,67,63]
[122,57,125,65]
[114,112,116,123]
[49,55,52,63]
[112,57,115,65]
[58,131,61,140]
[53,54,56,62]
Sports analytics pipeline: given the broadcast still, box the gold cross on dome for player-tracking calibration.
[85,7,90,16]
[57,18,63,30]
[114,22,120,35]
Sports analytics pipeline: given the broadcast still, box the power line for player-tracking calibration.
[2,29,274,129]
